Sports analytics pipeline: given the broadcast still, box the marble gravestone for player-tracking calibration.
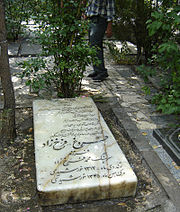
[33,97,137,206]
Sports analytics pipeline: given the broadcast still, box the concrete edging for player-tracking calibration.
[107,97,180,211]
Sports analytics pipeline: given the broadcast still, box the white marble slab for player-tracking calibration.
[33,97,137,205]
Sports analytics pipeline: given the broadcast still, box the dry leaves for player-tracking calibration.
[142,132,147,136]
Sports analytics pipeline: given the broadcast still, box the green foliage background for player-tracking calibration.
[5,0,40,40]
[19,0,97,98]
[113,0,180,114]
[4,0,180,113]
[146,2,180,114]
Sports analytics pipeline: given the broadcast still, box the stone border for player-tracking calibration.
[107,97,180,211]
[153,129,180,166]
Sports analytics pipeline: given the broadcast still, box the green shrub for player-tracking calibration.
[19,0,97,98]
[137,2,180,114]
[113,0,153,63]
[107,41,136,65]
[5,0,39,41]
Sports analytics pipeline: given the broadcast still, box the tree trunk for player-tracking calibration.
[135,0,153,64]
[0,0,16,145]
[135,0,145,64]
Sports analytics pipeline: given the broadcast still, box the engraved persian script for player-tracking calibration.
[33,98,130,189]
[34,98,137,205]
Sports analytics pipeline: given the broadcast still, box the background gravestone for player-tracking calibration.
[153,128,180,165]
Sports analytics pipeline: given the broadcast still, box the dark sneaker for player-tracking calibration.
[87,71,97,78]
[92,72,109,81]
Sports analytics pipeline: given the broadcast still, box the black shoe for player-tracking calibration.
[92,72,109,81]
[87,71,97,78]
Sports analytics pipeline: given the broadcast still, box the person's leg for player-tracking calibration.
[88,16,108,80]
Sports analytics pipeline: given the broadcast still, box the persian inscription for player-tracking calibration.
[42,136,108,150]
[33,98,137,196]
[49,161,125,185]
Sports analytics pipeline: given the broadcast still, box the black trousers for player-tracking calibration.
[88,16,108,74]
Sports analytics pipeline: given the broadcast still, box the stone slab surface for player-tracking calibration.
[21,42,42,55]
[109,97,180,211]
[8,43,20,56]
[33,97,137,206]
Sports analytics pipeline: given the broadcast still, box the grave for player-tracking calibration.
[153,128,180,165]
[33,97,137,206]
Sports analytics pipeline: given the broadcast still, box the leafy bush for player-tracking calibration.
[107,41,136,65]
[113,0,153,63]
[5,0,39,41]
[20,0,97,98]
[137,2,180,114]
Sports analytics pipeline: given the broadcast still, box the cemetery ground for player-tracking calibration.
[0,39,180,212]
[0,98,170,212]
